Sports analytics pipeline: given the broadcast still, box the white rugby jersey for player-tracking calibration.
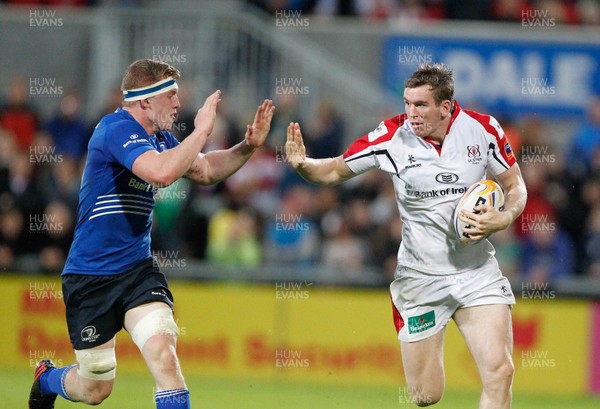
[343,102,516,275]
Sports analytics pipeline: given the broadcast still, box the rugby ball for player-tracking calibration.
[453,180,504,242]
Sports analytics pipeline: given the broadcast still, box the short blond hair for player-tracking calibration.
[121,59,180,106]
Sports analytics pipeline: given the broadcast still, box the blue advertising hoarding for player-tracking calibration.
[382,37,600,117]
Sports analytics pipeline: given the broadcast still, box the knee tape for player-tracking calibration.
[75,348,117,381]
[130,307,179,351]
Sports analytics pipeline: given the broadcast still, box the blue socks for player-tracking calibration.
[40,365,190,408]
[39,364,76,401]
[155,388,190,409]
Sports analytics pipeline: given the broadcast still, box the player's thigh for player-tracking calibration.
[400,328,446,386]
[124,302,179,359]
[453,304,513,373]
[124,301,173,332]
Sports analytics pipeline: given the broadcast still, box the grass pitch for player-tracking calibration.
[5,367,599,408]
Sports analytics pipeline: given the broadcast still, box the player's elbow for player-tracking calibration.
[145,168,179,188]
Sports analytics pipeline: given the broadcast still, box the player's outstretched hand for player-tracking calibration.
[245,99,275,148]
[285,122,306,170]
[194,90,221,137]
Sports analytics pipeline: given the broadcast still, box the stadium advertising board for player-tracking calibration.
[382,37,600,117]
[0,276,593,394]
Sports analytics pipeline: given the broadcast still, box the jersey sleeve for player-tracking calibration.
[342,117,399,175]
[106,123,156,172]
[485,116,517,176]
[162,131,181,149]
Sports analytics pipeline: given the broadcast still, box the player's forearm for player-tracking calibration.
[502,183,527,226]
[188,140,256,185]
[152,129,209,185]
[295,157,346,186]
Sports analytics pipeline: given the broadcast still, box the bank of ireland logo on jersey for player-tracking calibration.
[81,326,100,343]
[466,144,482,165]
[407,311,435,334]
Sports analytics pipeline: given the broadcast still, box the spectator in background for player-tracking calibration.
[578,0,600,25]
[321,213,367,279]
[6,151,45,217]
[488,0,533,22]
[269,92,302,150]
[534,0,580,25]
[444,0,489,20]
[44,91,90,162]
[313,0,358,16]
[519,213,575,283]
[304,101,344,159]
[0,199,27,270]
[584,204,600,278]
[369,214,403,281]
[390,0,445,26]
[489,227,522,280]
[581,175,600,275]
[263,185,320,267]
[206,206,262,267]
[46,157,81,211]
[38,200,74,274]
[568,95,600,180]
[0,77,39,152]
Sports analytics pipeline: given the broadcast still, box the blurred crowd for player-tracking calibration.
[250,0,600,25]
[0,74,598,285]
[1,0,599,26]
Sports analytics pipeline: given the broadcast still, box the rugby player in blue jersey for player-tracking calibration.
[29,59,275,409]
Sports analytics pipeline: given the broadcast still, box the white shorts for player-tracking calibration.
[390,257,515,343]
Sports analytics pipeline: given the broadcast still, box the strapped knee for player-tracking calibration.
[130,307,179,351]
[75,348,117,381]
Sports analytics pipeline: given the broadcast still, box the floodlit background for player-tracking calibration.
[1,0,600,407]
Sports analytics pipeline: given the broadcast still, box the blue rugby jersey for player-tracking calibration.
[63,108,180,275]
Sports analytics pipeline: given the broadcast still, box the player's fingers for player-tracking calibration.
[294,122,303,144]
[286,123,294,143]
[459,210,476,223]
[202,90,221,111]
[468,233,486,241]
[473,204,492,213]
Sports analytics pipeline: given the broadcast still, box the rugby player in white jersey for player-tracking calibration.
[285,63,526,408]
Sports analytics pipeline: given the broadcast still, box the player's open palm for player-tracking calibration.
[194,90,221,137]
[285,122,306,169]
[245,99,275,148]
